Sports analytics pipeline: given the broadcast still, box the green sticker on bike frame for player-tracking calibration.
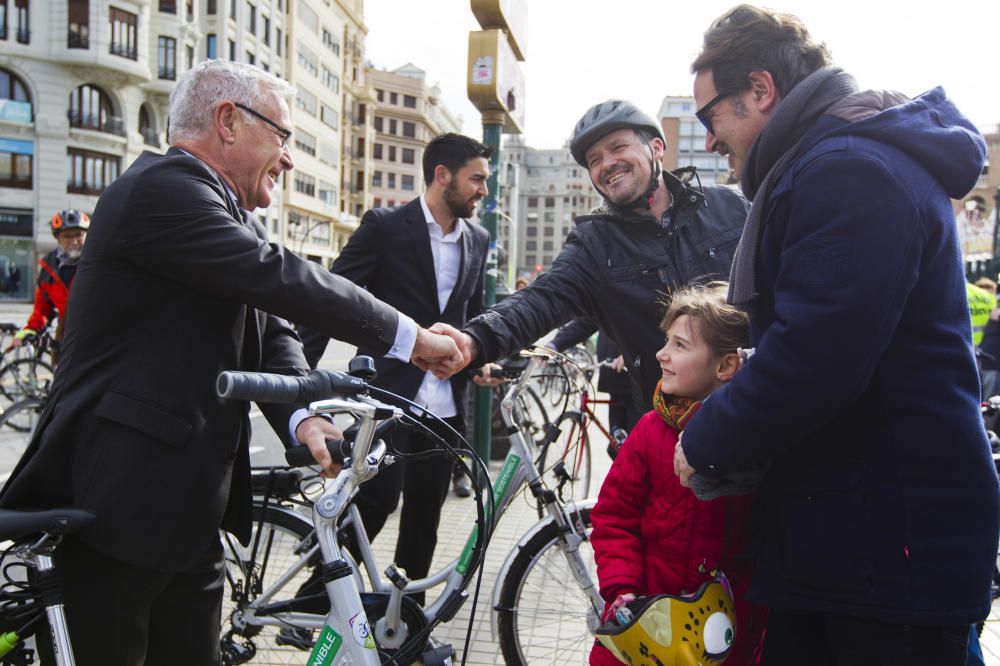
[308,626,343,666]
[457,453,521,575]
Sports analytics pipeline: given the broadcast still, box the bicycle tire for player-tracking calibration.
[496,506,598,665]
[0,399,43,473]
[0,359,53,409]
[514,386,549,447]
[535,410,592,506]
[221,503,319,665]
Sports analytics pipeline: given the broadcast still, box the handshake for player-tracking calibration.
[411,323,476,379]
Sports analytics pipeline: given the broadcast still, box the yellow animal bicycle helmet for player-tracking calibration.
[595,572,736,666]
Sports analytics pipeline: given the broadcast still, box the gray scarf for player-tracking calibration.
[727,66,859,314]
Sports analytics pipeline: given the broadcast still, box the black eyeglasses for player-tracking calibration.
[233,102,291,147]
[694,91,735,136]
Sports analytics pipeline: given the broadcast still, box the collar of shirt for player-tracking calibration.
[420,194,464,242]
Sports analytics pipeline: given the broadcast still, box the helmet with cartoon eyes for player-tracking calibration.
[595,572,736,666]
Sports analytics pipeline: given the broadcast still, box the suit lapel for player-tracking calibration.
[443,219,476,315]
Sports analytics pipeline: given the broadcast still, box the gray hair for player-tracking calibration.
[168,59,296,144]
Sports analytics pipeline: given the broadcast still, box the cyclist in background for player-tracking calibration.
[13,210,90,359]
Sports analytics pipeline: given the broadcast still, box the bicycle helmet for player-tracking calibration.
[595,572,736,666]
[50,209,90,237]
[569,100,664,168]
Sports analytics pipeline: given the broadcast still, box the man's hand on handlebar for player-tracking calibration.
[472,363,505,388]
[294,416,344,478]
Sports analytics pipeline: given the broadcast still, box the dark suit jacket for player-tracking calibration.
[0,148,401,572]
[300,198,489,424]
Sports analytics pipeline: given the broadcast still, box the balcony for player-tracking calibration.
[109,43,138,60]
[141,128,161,148]
[68,31,90,49]
[68,110,127,137]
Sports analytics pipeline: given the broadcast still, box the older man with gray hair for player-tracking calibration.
[0,59,464,663]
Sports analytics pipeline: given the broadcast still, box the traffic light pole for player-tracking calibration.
[472,111,504,463]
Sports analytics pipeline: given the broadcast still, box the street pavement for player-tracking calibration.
[1,301,1000,663]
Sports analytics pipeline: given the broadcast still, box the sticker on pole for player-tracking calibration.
[349,611,377,649]
[472,56,494,85]
[307,626,343,666]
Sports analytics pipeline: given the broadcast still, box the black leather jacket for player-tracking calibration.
[466,169,749,411]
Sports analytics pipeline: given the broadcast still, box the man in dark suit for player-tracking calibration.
[0,60,464,664]
[300,134,491,600]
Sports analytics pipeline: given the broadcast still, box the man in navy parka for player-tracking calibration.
[676,4,1000,663]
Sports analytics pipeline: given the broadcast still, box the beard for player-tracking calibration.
[62,247,83,264]
[597,165,642,206]
[444,181,480,219]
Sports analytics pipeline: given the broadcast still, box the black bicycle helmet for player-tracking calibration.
[569,99,665,167]
[50,209,90,237]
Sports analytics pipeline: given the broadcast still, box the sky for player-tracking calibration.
[363,0,1000,150]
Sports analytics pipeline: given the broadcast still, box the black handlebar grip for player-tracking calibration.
[489,367,504,379]
[217,371,303,402]
[284,438,350,467]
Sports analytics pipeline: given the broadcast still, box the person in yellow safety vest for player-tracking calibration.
[968,281,997,347]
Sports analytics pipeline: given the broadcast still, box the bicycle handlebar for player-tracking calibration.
[284,438,350,467]
[217,368,366,403]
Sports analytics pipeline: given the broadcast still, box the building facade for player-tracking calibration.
[367,63,461,211]
[657,95,733,186]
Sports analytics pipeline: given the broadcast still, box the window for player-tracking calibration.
[373,116,383,132]
[401,174,414,191]
[544,197,555,207]
[387,146,396,162]
[296,44,317,76]
[318,180,335,205]
[321,28,339,55]
[275,27,281,55]
[319,104,337,129]
[245,1,255,34]
[543,241,554,251]
[229,0,235,19]
[157,36,176,80]
[526,227,537,237]
[0,68,32,122]
[403,94,416,109]
[0,138,32,188]
[185,44,193,69]
[371,170,381,187]
[228,38,235,60]
[318,140,337,167]
[109,6,137,59]
[401,121,415,138]
[401,148,414,164]
[543,226,554,236]
[205,33,216,58]
[67,147,120,195]
[525,241,536,251]
[261,15,269,45]
[297,0,317,33]
[389,92,397,105]
[294,172,315,196]
[525,255,536,266]
[14,0,27,43]
[68,0,89,48]
[245,50,253,65]
[294,130,316,156]
[387,173,395,189]
[295,88,316,116]
[544,212,555,222]
[373,143,382,160]
[526,196,538,207]
[321,66,338,93]
[206,0,216,14]
[68,84,122,135]
[388,119,397,135]
[0,1,7,40]
[376,89,384,103]
[159,0,176,13]
[139,104,158,147]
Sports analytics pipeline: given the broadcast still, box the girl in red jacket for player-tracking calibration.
[590,282,766,665]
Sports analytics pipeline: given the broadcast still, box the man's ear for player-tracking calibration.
[715,352,741,383]
[215,101,238,145]
[650,136,665,162]
[747,70,780,113]
[433,164,452,188]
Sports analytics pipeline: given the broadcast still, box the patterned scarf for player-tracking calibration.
[652,380,702,431]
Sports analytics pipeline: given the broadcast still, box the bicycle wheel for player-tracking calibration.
[221,504,320,665]
[0,359,53,408]
[514,386,549,448]
[0,398,43,473]
[496,506,599,665]
[536,411,592,505]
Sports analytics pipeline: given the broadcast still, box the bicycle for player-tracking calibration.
[0,506,95,665]
[0,398,44,482]
[0,328,55,419]
[219,350,604,665]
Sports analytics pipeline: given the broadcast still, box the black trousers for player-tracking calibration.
[45,534,224,665]
[761,608,969,666]
[352,415,461,599]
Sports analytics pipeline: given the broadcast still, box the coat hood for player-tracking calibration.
[822,87,986,200]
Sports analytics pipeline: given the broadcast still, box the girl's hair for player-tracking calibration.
[660,281,749,356]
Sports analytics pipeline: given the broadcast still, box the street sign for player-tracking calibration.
[467,29,525,134]
[470,0,527,61]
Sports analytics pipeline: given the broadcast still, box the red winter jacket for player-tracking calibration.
[25,250,74,335]
[590,411,766,665]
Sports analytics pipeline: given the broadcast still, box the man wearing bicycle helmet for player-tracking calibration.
[12,210,90,356]
[433,100,749,417]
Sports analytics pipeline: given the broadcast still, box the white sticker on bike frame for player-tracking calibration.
[349,611,376,649]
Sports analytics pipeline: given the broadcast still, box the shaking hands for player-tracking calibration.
[411,324,476,378]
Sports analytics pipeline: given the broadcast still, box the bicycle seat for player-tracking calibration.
[0,508,96,542]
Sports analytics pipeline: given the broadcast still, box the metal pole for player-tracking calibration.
[472,111,504,463]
